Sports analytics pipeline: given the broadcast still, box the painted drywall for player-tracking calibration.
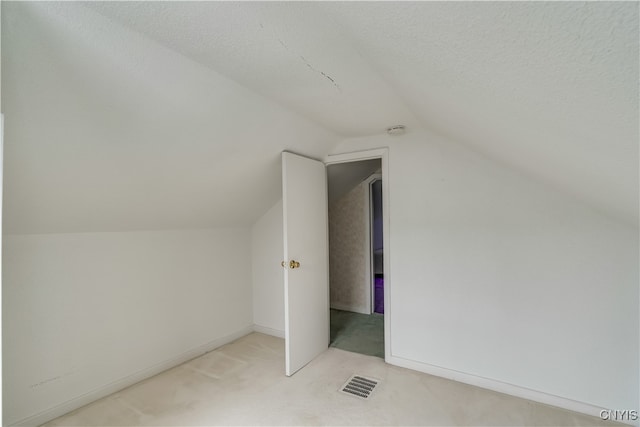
[321,2,639,227]
[2,0,637,420]
[84,2,421,137]
[1,2,338,234]
[251,200,284,337]
[82,2,637,226]
[2,228,252,425]
[329,182,369,314]
[327,159,380,204]
[329,130,639,413]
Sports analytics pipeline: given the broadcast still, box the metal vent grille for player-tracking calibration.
[339,375,379,399]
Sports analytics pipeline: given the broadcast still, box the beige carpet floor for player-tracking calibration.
[44,333,620,426]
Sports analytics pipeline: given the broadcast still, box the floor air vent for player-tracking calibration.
[339,375,379,399]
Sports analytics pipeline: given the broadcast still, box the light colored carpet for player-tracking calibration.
[44,333,619,426]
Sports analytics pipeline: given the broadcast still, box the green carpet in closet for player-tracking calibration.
[330,308,384,358]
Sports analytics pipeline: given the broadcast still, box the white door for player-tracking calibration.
[282,152,329,376]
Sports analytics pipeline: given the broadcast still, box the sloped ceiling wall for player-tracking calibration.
[2,1,638,233]
[1,2,339,234]
[320,2,638,227]
[327,159,380,204]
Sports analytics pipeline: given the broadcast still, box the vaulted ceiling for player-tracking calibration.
[2,1,638,233]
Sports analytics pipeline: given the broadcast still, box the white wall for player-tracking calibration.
[2,2,338,235]
[2,228,252,425]
[251,201,284,337]
[330,130,639,414]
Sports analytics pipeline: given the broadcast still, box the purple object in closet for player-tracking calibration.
[374,276,384,314]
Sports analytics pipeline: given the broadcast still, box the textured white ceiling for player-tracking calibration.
[1,2,338,233]
[2,1,638,233]
[85,1,421,137]
[319,1,639,226]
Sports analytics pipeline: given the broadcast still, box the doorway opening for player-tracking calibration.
[369,176,384,315]
[326,159,384,358]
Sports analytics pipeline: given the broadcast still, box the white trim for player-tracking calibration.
[324,148,391,361]
[387,355,628,425]
[364,180,372,314]
[325,148,387,165]
[9,326,254,427]
[330,303,369,315]
[253,324,285,339]
[1,114,4,427]
[281,152,293,376]
[364,174,382,314]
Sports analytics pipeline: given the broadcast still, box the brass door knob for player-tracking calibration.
[289,260,300,269]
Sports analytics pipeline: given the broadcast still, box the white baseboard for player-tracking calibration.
[387,355,630,425]
[330,303,369,315]
[11,325,254,427]
[253,324,285,338]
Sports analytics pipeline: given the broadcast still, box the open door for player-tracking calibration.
[282,152,329,376]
